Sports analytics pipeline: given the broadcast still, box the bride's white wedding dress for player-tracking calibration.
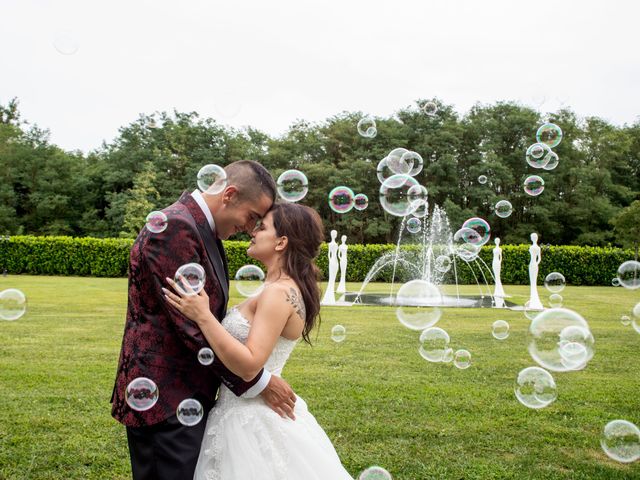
[193,307,354,480]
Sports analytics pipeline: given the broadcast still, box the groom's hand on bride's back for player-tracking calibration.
[261,376,297,420]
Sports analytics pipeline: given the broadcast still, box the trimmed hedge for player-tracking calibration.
[0,235,634,286]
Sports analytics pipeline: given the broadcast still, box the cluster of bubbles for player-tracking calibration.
[277,170,309,203]
[327,187,370,213]
[234,265,266,297]
[0,288,27,321]
[357,117,377,138]
[521,123,562,196]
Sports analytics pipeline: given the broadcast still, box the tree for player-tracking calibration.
[610,200,640,260]
[120,162,161,238]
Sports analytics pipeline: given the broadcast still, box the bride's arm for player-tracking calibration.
[164,281,291,381]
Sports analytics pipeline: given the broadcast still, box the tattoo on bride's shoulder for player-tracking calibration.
[285,288,306,319]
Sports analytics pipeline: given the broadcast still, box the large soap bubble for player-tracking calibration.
[452,228,481,262]
[126,377,159,411]
[234,265,265,297]
[600,419,640,463]
[145,211,168,234]
[524,175,545,196]
[495,200,513,218]
[379,175,421,217]
[354,193,369,211]
[174,263,206,296]
[386,148,411,174]
[197,164,227,195]
[526,143,552,168]
[544,272,566,293]
[404,151,424,177]
[461,217,491,246]
[277,170,308,203]
[376,157,395,184]
[418,327,450,362]
[536,123,563,148]
[616,260,640,290]
[176,398,204,426]
[395,280,442,330]
[528,308,594,372]
[328,186,355,214]
[514,366,557,409]
[357,117,377,138]
[358,465,392,480]
[0,288,27,321]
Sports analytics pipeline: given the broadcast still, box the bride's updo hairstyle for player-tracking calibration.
[271,202,323,344]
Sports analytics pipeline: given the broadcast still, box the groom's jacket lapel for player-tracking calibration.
[178,192,229,314]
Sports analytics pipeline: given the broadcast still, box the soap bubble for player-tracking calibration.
[495,200,513,218]
[0,289,27,321]
[514,367,557,409]
[542,151,559,170]
[544,272,566,293]
[176,398,204,426]
[453,349,471,369]
[411,199,429,218]
[492,320,510,340]
[421,101,438,116]
[633,302,640,333]
[600,420,640,463]
[526,143,552,168]
[354,193,369,211]
[174,263,206,296]
[234,265,265,297]
[523,300,542,321]
[442,348,454,363]
[357,117,377,138]
[386,148,411,175]
[376,157,395,184]
[331,325,346,343]
[536,123,563,148]
[435,255,451,273]
[452,228,481,262]
[53,34,79,55]
[477,175,488,184]
[633,302,640,320]
[418,327,450,362]
[406,217,422,234]
[328,186,355,214]
[404,151,424,176]
[548,294,563,308]
[395,280,442,330]
[407,185,428,207]
[620,315,631,326]
[197,347,215,365]
[616,260,640,290]
[461,217,491,246]
[277,170,308,202]
[379,175,420,217]
[612,277,621,287]
[197,164,227,195]
[528,308,594,372]
[358,465,392,480]
[126,377,159,411]
[524,175,545,196]
[145,211,168,233]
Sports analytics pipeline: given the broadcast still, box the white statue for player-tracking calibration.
[336,235,348,294]
[492,237,506,299]
[528,232,544,310]
[321,230,339,305]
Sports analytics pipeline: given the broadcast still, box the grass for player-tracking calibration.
[0,275,639,479]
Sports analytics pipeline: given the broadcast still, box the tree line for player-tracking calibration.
[1,97,639,250]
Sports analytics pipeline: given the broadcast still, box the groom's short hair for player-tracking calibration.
[224,160,276,203]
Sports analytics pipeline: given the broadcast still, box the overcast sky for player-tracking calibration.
[2,0,639,152]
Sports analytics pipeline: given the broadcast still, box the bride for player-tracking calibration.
[165,202,353,479]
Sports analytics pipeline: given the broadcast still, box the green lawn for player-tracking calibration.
[0,276,639,479]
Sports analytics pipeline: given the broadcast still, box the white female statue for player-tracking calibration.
[336,235,348,294]
[492,237,507,301]
[528,232,544,310]
[321,230,339,305]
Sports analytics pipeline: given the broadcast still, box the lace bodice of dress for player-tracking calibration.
[222,306,298,377]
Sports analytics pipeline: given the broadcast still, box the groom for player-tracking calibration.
[111,160,297,480]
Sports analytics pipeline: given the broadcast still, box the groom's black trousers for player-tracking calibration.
[126,411,210,480]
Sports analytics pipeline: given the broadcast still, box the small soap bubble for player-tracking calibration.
[544,272,566,293]
[0,289,27,321]
[542,151,559,170]
[176,398,204,426]
[524,175,545,196]
[477,175,488,184]
[145,211,168,233]
[548,293,563,308]
[234,265,265,297]
[402,151,424,177]
[612,277,621,287]
[421,101,438,116]
[453,228,481,262]
[515,366,557,409]
[461,217,491,246]
[376,157,395,184]
[53,34,79,55]
[406,217,422,234]
[526,143,552,168]
[197,164,227,195]
[434,255,451,273]
[331,325,346,343]
[600,419,640,463]
[442,347,454,363]
[379,175,421,217]
[620,315,631,326]
[453,349,471,369]
[197,347,215,365]
[358,465,392,480]
[492,320,509,340]
[126,377,159,412]
[411,199,429,218]
[354,193,369,211]
[386,148,411,175]
[357,117,377,138]
[617,260,640,290]
[418,327,450,362]
[277,170,308,202]
[328,186,355,214]
[536,123,563,148]
[174,263,206,296]
[495,200,513,218]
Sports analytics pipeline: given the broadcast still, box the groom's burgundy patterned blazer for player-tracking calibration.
[111,192,262,427]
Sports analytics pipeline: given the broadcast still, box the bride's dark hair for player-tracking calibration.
[271,202,323,344]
